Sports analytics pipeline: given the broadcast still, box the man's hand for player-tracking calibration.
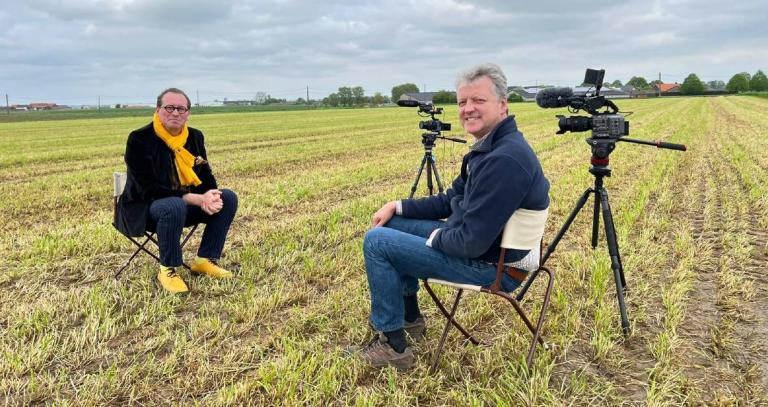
[184,189,223,215]
[371,201,397,227]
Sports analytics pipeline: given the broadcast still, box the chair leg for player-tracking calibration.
[115,235,159,279]
[526,266,554,366]
[423,282,480,344]
[429,289,463,374]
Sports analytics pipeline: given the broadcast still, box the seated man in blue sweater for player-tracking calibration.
[355,63,550,370]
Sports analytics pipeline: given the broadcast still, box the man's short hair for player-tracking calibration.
[456,63,508,101]
[156,88,191,109]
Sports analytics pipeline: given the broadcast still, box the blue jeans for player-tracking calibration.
[363,216,521,332]
[148,189,238,267]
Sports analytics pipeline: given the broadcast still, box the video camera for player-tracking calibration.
[536,68,629,139]
[396,99,452,133]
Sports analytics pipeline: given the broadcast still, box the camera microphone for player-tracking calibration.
[535,87,574,109]
[396,99,421,107]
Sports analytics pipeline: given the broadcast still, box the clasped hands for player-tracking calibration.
[184,189,223,215]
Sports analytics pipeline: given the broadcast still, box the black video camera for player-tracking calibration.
[536,68,629,139]
[397,99,451,133]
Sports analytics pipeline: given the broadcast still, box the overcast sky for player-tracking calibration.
[2,0,767,105]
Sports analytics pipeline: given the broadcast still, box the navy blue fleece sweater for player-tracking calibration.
[401,116,550,263]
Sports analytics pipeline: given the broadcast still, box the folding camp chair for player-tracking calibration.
[112,172,198,279]
[422,208,553,372]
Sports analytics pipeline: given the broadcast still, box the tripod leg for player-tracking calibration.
[409,156,429,199]
[598,188,630,335]
[592,192,601,248]
[426,154,434,196]
[429,155,445,193]
[541,188,595,264]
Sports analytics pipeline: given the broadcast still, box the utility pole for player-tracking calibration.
[5,94,9,115]
[658,72,662,97]
[306,85,309,104]
[98,96,101,111]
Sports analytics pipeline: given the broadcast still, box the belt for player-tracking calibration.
[503,266,528,283]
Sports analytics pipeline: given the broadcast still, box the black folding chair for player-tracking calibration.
[112,172,198,279]
[423,208,554,372]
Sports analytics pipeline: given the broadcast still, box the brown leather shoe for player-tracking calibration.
[354,332,414,371]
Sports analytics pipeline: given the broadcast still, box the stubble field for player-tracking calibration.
[1,96,767,405]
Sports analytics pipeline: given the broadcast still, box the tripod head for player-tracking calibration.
[586,135,688,178]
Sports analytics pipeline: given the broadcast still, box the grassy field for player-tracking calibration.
[1,96,767,405]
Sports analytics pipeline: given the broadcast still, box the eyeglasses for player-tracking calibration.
[161,105,189,114]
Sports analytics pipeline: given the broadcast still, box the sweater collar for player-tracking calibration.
[470,115,518,152]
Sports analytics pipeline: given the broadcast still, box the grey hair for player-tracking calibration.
[456,63,508,101]
[156,88,191,108]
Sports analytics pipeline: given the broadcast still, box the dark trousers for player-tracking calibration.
[148,189,238,267]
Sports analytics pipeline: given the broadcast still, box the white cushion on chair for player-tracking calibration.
[426,279,483,292]
[501,208,548,250]
[113,172,127,197]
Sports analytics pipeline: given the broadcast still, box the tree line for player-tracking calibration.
[604,70,768,94]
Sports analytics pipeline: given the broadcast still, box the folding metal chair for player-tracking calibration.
[112,172,198,279]
[423,208,553,372]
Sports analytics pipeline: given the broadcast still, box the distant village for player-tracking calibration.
[4,81,729,111]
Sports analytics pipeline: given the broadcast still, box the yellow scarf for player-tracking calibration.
[152,113,202,187]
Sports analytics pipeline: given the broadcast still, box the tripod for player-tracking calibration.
[409,132,465,198]
[516,136,686,335]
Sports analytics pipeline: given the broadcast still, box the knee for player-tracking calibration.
[220,189,238,212]
[151,197,187,220]
[363,227,391,256]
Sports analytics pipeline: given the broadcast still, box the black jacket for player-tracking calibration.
[116,122,217,237]
[402,116,549,263]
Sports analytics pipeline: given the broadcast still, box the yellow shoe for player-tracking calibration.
[190,258,233,279]
[157,268,189,294]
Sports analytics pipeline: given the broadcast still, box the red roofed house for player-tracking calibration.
[28,102,58,110]
[655,83,681,95]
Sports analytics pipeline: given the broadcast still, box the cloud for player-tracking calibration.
[2,0,767,103]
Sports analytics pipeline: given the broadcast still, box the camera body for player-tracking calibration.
[420,119,451,132]
[556,113,628,138]
[537,68,630,139]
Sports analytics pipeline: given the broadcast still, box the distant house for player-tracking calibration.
[655,83,681,95]
[400,92,439,103]
[508,86,546,102]
[28,102,58,110]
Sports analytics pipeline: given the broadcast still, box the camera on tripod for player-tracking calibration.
[397,99,452,133]
[536,68,629,139]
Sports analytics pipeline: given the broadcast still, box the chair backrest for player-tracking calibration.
[501,208,548,250]
[113,172,127,197]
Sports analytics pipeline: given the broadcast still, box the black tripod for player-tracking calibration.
[516,137,686,335]
[409,132,466,198]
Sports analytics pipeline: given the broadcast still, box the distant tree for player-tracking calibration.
[726,73,750,93]
[296,97,305,104]
[352,86,365,105]
[610,79,623,87]
[507,93,523,103]
[749,70,768,91]
[627,76,650,89]
[707,80,726,90]
[680,73,705,95]
[324,93,340,107]
[255,91,267,104]
[337,87,353,106]
[738,71,752,82]
[371,92,386,105]
[391,83,419,102]
[432,90,457,104]
[650,79,663,87]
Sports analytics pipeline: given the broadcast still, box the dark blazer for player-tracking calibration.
[116,122,217,237]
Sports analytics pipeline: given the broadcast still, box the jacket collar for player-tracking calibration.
[470,115,518,153]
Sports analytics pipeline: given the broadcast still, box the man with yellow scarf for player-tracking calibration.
[116,88,238,294]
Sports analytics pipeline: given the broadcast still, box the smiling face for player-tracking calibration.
[457,76,508,140]
[156,92,190,135]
